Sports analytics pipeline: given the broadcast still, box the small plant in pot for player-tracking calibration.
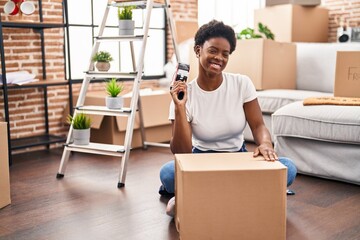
[118,5,135,35]
[105,78,124,109]
[237,22,275,40]
[92,51,113,72]
[67,112,91,145]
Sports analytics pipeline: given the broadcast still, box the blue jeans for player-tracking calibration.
[159,144,297,194]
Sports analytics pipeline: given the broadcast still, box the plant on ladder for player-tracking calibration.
[92,51,113,72]
[67,112,91,145]
[105,78,124,109]
[118,5,135,35]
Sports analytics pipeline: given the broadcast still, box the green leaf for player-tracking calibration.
[67,112,91,129]
[237,22,275,40]
[92,51,113,62]
[258,22,275,40]
[105,78,124,97]
[118,6,135,20]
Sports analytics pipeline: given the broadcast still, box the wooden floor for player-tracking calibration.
[0,145,359,240]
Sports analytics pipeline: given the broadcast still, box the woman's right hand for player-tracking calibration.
[170,80,187,104]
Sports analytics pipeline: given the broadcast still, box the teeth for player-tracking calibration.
[210,63,221,69]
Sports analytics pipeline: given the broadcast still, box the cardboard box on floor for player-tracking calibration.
[189,39,296,90]
[175,152,287,240]
[265,0,321,6]
[0,122,11,209]
[64,89,172,148]
[334,51,360,98]
[254,4,328,43]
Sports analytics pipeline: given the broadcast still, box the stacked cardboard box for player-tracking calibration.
[0,122,11,209]
[175,152,287,240]
[255,1,329,43]
[229,39,296,90]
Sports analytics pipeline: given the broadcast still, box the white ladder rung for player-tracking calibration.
[144,141,170,148]
[96,35,145,42]
[76,106,132,117]
[66,142,125,157]
[85,71,137,78]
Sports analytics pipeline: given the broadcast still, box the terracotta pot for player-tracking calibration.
[95,62,110,72]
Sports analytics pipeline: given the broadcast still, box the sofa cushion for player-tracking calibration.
[272,101,360,144]
[257,89,332,113]
[296,43,360,93]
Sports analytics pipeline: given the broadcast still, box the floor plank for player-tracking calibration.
[0,146,359,240]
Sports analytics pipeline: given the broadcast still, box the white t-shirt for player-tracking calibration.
[169,72,257,152]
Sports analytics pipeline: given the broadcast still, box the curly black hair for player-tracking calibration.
[194,20,236,54]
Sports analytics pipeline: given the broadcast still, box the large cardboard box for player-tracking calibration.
[266,0,321,6]
[189,39,296,90]
[64,89,172,148]
[175,152,287,240]
[0,122,11,209]
[334,51,360,98]
[254,4,329,42]
[175,20,198,44]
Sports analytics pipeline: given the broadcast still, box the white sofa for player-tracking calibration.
[245,42,360,185]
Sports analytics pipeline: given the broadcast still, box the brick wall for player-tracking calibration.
[323,0,360,42]
[0,0,66,153]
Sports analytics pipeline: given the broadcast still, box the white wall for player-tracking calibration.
[198,0,265,33]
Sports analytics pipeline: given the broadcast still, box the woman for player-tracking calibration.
[159,20,297,216]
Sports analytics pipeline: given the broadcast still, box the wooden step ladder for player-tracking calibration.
[56,0,181,188]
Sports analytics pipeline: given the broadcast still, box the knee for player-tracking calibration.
[279,157,297,186]
[159,161,175,183]
[160,166,170,182]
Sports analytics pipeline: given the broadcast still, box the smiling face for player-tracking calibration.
[195,37,231,77]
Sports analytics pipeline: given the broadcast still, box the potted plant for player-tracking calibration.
[105,78,124,109]
[92,51,113,72]
[118,5,135,35]
[237,22,275,40]
[67,112,91,145]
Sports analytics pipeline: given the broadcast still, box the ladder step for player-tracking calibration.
[85,71,138,78]
[96,35,145,42]
[65,142,125,157]
[76,106,132,117]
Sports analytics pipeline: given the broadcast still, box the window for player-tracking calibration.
[65,0,166,81]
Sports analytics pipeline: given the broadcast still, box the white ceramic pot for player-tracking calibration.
[106,96,123,109]
[73,128,90,145]
[119,20,135,35]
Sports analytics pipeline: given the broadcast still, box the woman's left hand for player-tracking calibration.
[253,143,278,162]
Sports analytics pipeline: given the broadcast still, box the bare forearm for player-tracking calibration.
[252,125,273,147]
[170,107,192,154]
